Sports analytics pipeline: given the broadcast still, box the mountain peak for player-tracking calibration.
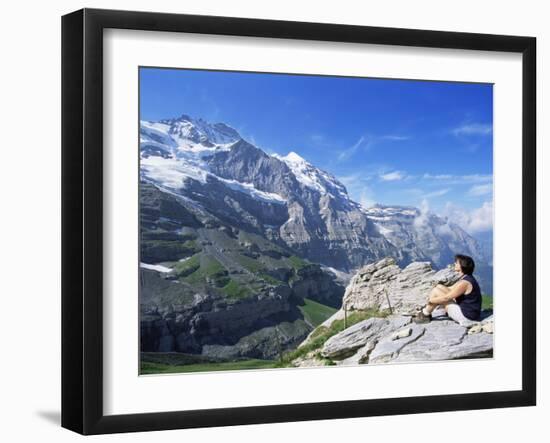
[176,113,193,122]
[271,151,349,199]
[154,113,241,146]
[283,151,307,164]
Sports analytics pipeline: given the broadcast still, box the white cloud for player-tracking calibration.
[336,133,409,163]
[310,134,325,143]
[245,134,259,147]
[337,173,362,186]
[403,188,423,196]
[442,201,493,234]
[336,174,376,207]
[352,182,376,209]
[337,136,366,162]
[360,190,376,208]
[422,173,492,185]
[413,199,431,230]
[452,123,493,136]
[435,222,454,237]
[380,135,410,141]
[422,173,453,180]
[424,188,450,198]
[380,170,405,181]
[468,183,493,196]
[404,187,450,202]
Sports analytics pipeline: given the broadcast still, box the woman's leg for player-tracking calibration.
[423,284,451,314]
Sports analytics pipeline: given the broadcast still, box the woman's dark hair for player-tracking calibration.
[454,254,475,275]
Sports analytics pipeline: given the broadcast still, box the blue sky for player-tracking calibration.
[140,67,493,234]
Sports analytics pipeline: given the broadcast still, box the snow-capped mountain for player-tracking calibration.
[139,113,490,281]
[141,115,237,183]
[362,204,486,266]
[273,152,350,202]
[148,113,240,147]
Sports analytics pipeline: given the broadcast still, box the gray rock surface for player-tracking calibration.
[321,317,397,359]
[339,342,376,365]
[369,324,426,364]
[311,314,493,366]
[392,320,493,362]
[343,257,463,315]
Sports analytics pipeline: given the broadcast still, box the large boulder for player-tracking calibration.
[342,257,463,315]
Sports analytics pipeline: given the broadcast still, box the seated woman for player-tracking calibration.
[413,254,482,327]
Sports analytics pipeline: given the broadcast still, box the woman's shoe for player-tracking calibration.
[413,310,432,324]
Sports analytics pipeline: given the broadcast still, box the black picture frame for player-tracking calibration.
[61,8,537,435]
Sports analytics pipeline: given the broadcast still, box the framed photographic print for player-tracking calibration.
[61,8,536,435]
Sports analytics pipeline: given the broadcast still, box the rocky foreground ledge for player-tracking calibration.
[292,257,494,367]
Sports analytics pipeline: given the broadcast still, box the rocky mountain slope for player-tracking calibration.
[140,182,344,359]
[140,114,491,274]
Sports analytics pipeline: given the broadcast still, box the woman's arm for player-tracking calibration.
[429,280,470,304]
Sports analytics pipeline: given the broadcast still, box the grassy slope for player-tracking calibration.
[298,298,338,327]
[145,226,322,305]
[141,359,277,374]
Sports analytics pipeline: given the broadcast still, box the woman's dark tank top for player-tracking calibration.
[455,274,482,320]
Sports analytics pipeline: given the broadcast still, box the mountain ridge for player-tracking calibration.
[140,113,490,278]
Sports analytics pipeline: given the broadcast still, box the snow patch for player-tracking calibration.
[283,151,307,164]
[321,265,353,284]
[216,177,286,204]
[141,155,208,187]
[274,151,348,198]
[140,263,172,273]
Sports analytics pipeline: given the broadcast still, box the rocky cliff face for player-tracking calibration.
[140,283,310,359]
[205,142,397,270]
[139,182,344,359]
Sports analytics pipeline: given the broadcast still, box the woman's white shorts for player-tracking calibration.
[445,301,479,327]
